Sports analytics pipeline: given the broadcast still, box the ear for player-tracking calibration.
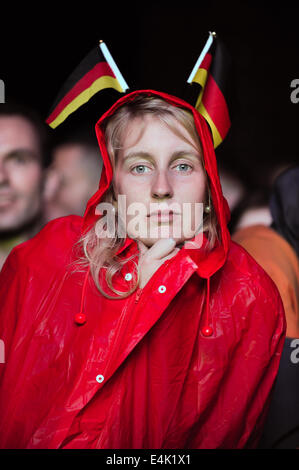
[42,167,60,203]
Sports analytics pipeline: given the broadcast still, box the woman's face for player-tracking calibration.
[113,114,207,247]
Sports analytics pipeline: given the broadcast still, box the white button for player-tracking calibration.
[158,285,166,293]
[125,273,133,281]
[96,374,104,383]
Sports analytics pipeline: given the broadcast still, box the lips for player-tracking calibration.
[148,210,173,216]
[152,213,173,222]
[148,210,180,222]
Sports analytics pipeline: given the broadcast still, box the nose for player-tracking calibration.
[151,170,173,200]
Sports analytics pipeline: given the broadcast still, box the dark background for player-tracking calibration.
[1,0,299,191]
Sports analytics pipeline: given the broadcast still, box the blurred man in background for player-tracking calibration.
[44,138,102,221]
[0,103,51,269]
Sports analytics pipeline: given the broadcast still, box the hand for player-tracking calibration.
[137,238,180,289]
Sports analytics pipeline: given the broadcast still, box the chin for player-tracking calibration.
[136,236,185,248]
[128,221,199,247]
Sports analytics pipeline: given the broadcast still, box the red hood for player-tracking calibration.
[82,89,231,279]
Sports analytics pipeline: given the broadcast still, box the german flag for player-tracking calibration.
[46,42,128,129]
[188,33,231,148]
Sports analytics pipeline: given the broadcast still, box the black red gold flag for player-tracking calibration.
[46,42,128,129]
[188,33,231,148]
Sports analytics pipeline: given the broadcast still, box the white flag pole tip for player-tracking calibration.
[187,32,215,84]
[99,41,129,92]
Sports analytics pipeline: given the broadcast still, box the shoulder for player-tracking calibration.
[232,224,283,251]
[211,239,287,342]
[222,239,285,312]
[232,224,299,275]
[227,236,274,281]
[8,215,83,272]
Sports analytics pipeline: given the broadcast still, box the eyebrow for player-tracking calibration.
[123,150,202,164]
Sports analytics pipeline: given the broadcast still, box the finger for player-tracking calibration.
[147,238,176,260]
[162,247,180,262]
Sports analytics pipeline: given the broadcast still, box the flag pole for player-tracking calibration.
[187,31,216,84]
[99,40,129,92]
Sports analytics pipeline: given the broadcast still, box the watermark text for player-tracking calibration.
[95,197,205,249]
[290,338,299,364]
[0,80,4,103]
[290,79,299,103]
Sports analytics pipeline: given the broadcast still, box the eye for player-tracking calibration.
[174,163,193,173]
[6,152,33,165]
[14,155,28,164]
[131,164,151,174]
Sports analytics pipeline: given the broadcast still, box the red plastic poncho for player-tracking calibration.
[0,90,286,449]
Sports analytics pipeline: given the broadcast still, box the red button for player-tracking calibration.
[74,313,87,325]
[201,326,213,337]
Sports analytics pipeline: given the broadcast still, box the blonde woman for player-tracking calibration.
[0,90,285,449]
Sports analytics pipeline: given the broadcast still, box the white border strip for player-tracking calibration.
[99,41,129,92]
[187,32,214,84]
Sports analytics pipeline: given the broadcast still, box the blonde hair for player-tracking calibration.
[76,95,219,299]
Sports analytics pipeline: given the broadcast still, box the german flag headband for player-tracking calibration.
[46,34,231,149]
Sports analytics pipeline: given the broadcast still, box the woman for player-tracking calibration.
[0,90,286,449]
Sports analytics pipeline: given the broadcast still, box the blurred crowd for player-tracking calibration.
[0,103,102,270]
[0,101,298,448]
